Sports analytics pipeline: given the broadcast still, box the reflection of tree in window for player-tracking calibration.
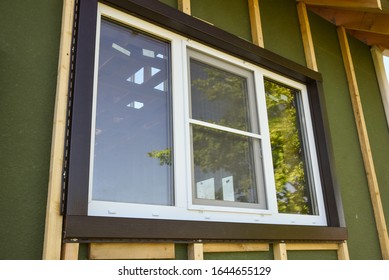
[265,80,314,215]
[189,60,259,204]
[151,59,261,205]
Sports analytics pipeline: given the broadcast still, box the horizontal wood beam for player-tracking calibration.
[286,243,339,251]
[298,0,382,11]
[348,30,389,50]
[203,243,269,253]
[309,6,389,35]
[89,243,175,259]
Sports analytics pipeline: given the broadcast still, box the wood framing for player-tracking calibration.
[297,0,382,11]
[203,243,269,253]
[42,0,75,260]
[371,46,389,128]
[178,0,191,15]
[89,243,175,260]
[273,243,288,260]
[297,1,318,71]
[337,26,389,260]
[286,243,339,251]
[188,243,204,260]
[61,243,79,260]
[248,0,264,48]
[337,241,350,260]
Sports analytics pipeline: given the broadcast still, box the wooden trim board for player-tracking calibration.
[89,243,175,260]
[248,0,264,47]
[297,1,318,71]
[42,0,75,260]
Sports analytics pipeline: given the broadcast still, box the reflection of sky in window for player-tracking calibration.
[91,19,173,206]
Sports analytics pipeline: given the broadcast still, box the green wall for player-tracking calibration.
[349,35,389,232]
[0,0,62,259]
[259,0,306,66]
[309,12,382,259]
[1,0,387,260]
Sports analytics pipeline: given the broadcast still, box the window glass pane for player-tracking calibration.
[192,124,263,206]
[190,58,255,132]
[90,19,173,206]
[265,79,317,215]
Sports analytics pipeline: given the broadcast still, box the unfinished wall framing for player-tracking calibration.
[45,0,389,260]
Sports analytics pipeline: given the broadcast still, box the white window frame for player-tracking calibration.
[87,3,327,226]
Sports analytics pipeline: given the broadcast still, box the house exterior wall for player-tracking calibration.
[0,0,388,260]
[0,0,62,259]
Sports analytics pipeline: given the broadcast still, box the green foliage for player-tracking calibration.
[148,148,172,166]
[265,80,310,214]
[147,62,312,212]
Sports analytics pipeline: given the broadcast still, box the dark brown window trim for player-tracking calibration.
[64,0,347,242]
[63,216,347,243]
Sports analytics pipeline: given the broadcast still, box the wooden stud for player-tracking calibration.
[297,1,318,71]
[42,0,75,260]
[248,0,264,48]
[61,243,80,260]
[337,26,389,260]
[188,243,204,260]
[337,241,350,260]
[371,46,389,128]
[89,243,175,260]
[178,0,191,15]
[273,243,288,260]
[203,243,269,253]
[297,0,382,11]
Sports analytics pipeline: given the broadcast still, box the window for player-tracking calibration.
[64,0,346,242]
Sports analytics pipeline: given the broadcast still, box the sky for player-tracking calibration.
[385,56,389,81]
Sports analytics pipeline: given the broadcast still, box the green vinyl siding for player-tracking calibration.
[0,0,62,259]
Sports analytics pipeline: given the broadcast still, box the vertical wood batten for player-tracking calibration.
[337,26,389,260]
[337,241,350,260]
[248,0,264,48]
[297,1,318,71]
[297,1,349,259]
[188,243,204,260]
[273,243,288,260]
[178,0,191,15]
[43,0,75,260]
[62,243,80,260]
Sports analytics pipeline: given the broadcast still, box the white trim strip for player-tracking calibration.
[189,119,262,139]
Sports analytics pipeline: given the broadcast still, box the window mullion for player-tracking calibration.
[189,118,262,140]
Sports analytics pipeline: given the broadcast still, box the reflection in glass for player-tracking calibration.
[90,19,173,206]
[265,79,317,214]
[192,125,259,204]
[190,59,255,133]
[189,54,265,208]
